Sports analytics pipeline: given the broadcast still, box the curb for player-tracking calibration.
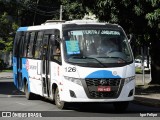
[134,96,160,108]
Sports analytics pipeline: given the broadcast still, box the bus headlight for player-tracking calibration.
[124,76,135,84]
[64,76,82,86]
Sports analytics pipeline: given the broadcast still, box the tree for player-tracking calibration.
[145,0,160,84]
[0,0,18,51]
[0,0,19,52]
[1,0,159,84]
[79,0,160,84]
[60,0,86,20]
[18,0,61,26]
[0,12,18,52]
[0,0,61,52]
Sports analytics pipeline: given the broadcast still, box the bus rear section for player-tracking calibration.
[13,20,135,112]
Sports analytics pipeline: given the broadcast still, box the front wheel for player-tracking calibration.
[113,101,129,112]
[55,87,67,109]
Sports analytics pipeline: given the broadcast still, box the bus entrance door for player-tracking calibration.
[41,34,51,97]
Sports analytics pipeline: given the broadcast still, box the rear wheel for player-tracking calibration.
[55,87,67,109]
[113,101,129,112]
[24,82,35,100]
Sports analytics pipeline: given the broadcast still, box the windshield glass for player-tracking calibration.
[63,27,133,67]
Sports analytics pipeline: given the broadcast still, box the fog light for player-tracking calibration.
[128,89,134,97]
[69,90,76,98]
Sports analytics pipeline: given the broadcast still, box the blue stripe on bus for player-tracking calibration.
[13,57,18,87]
[13,57,30,92]
[17,27,28,31]
[22,58,30,92]
[85,70,120,78]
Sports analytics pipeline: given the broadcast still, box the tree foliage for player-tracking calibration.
[0,0,160,84]
[0,11,18,52]
[18,0,61,25]
[60,0,86,20]
[80,0,160,84]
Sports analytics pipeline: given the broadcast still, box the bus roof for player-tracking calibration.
[17,20,120,32]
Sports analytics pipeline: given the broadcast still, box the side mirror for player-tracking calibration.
[128,34,134,43]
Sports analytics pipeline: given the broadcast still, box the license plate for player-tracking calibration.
[97,86,111,92]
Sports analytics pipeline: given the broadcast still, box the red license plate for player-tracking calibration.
[97,86,111,92]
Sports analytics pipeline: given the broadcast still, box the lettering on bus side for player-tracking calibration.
[29,65,37,70]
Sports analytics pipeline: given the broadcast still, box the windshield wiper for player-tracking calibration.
[97,56,127,63]
[71,56,106,67]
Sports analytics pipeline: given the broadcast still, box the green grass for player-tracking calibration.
[2,69,12,72]
[136,67,142,74]
[0,68,12,73]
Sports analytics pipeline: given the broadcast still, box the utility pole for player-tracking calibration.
[60,5,63,20]
[141,44,145,85]
[33,0,39,25]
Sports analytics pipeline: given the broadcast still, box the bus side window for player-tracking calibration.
[50,35,61,63]
[27,32,35,58]
[13,32,25,57]
[13,33,20,57]
[34,31,43,59]
[23,32,30,57]
[20,35,25,57]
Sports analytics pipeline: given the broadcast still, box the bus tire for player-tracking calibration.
[55,87,67,109]
[25,82,34,100]
[113,101,129,112]
[52,88,55,104]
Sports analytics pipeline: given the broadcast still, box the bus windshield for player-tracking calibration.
[63,27,133,67]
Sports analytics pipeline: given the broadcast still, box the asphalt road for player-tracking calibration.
[0,78,159,119]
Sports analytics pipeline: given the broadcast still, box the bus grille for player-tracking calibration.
[85,78,123,98]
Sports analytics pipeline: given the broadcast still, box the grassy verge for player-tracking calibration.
[136,67,142,74]
[0,67,12,73]
[2,69,12,72]
[135,67,151,74]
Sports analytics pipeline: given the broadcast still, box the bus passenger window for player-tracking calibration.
[34,32,43,59]
[50,36,61,62]
[23,32,30,57]
[27,32,35,58]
